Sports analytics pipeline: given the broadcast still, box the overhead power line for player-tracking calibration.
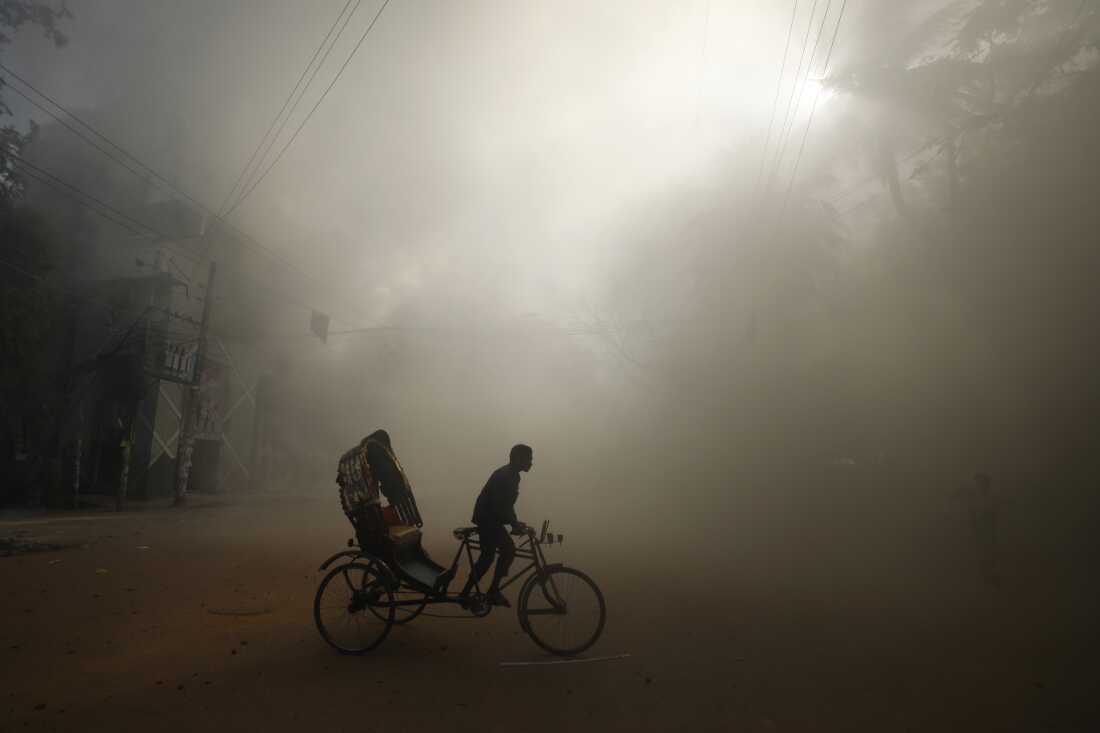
[0,62,169,183]
[781,0,849,215]
[10,157,207,270]
[225,0,393,216]
[218,0,360,216]
[11,156,167,238]
[0,253,196,323]
[13,153,350,334]
[14,163,142,236]
[762,0,823,199]
[754,0,801,204]
[0,63,225,242]
[775,0,835,164]
[0,59,366,324]
[2,82,165,195]
[775,1,837,206]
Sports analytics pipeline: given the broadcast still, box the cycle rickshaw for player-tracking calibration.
[313,438,606,656]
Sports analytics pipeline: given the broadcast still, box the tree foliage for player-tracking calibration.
[0,207,62,469]
[815,0,1100,454]
[662,0,1100,465]
[832,0,1098,212]
[0,0,70,47]
[1,1,71,204]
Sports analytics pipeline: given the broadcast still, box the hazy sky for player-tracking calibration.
[6,0,879,329]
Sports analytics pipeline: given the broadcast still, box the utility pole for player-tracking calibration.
[173,260,216,506]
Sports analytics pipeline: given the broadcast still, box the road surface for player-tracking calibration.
[2,493,1095,731]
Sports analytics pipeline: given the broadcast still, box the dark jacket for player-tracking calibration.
[472,464,520,527]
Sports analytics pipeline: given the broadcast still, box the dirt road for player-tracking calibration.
[2,494,1095,731]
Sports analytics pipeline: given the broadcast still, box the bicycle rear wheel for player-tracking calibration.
[518,566,606,656]
[314,562,394,654]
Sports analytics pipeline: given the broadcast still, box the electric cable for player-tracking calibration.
[775,0,834,162]
[11,156,167,238]
[2,81,163,196]
[0,253,197,324]
[14,162,206,271]
[219,0,359,216]
[225,0,393,215]
[780,0,849,214]
[762,0,823,198]
[11,158,206,268]
[1,60,368,323]
[0,61,166,182]
[13,163,144,236]
[13,154,345,333]
[753,0,801,203]
[768,0,835,209]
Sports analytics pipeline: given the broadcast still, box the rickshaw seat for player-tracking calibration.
[390,530,447,591]
[382,493,442,587]
[388,524,421,543]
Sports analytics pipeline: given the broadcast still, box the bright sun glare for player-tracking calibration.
[805,77,836,104]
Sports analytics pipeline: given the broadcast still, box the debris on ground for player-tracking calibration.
[0,536,66,557]
[0,526,69,554]
[205,606,271,616]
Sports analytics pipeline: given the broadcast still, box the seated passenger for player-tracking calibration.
[337,429,416,551]
[362,429,413,509]
[336,437,384,555]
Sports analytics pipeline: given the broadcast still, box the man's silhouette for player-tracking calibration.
[461,444,533,607]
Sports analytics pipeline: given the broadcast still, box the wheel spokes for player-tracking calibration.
[521,568,605,656]
[315,562,394,654]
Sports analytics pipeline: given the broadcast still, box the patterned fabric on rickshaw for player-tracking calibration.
[336,443,380,517]
[336,442,386,547]
[335,434,447,590]
[336,436,423,546]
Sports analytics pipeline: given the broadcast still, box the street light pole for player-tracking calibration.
[173,260,216,506]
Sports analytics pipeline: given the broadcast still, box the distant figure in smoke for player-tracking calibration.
[957,473,1003,586]
[460,444,533,608]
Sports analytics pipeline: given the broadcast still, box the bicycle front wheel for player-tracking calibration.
[518,566,606,656]
[314,562,394,654]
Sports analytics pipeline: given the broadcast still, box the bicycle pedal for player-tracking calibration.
[463,594,488,615]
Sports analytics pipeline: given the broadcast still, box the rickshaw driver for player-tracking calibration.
[460,444,534,608]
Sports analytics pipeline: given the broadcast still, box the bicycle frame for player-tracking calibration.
[314,518,603,657]
[372,527,556,609]
[454,529,548,595]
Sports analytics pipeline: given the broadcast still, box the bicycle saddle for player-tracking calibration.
[452,526,478,539]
